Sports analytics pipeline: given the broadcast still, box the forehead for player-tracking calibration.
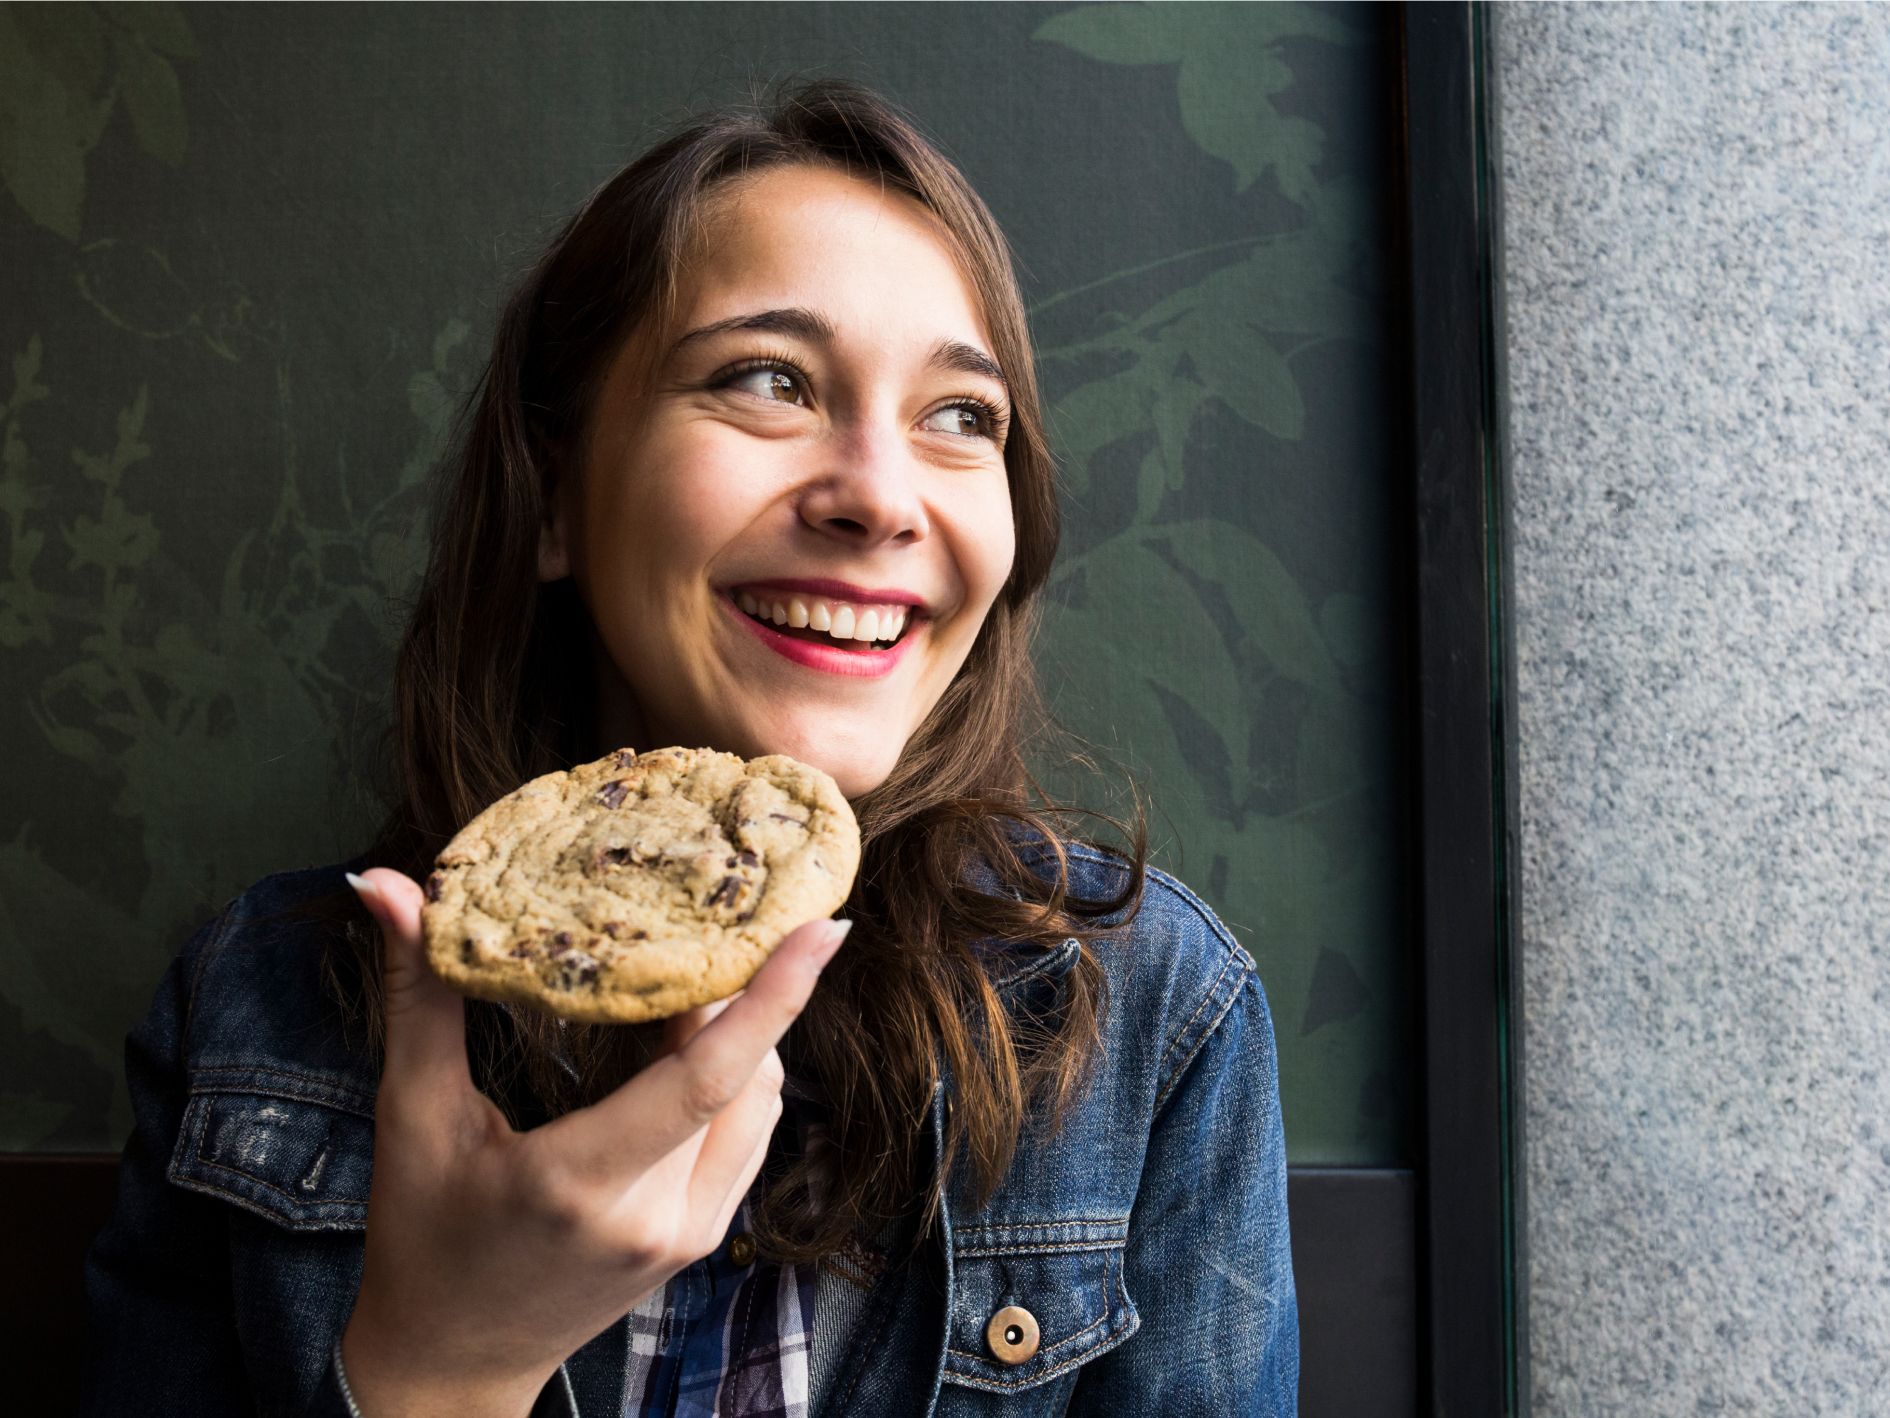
[676,164,993,346]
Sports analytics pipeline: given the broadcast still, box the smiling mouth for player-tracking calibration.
[732,589,916,651]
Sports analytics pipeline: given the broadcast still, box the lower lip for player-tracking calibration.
[721,595,921,678]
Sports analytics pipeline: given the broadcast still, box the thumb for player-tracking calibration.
[347,868,473,1108]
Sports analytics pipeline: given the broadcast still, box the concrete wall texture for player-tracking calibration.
[1497,3,1890,1412]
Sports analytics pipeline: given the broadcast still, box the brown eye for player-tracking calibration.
[922,406,982,437]
[728,366,804,404]
[920,399,1003,441]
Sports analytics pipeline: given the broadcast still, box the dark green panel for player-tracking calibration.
[0,1,1410,1164]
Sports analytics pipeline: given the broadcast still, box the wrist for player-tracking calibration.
[338,1307,552,1418]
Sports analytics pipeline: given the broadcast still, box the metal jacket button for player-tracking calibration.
[729,1232,757,1267]
[986,1305,1040,1364]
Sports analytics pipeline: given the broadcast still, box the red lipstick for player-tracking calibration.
[720,594,920,678]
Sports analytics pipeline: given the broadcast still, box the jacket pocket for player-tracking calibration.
[167,1070,374,1231]
[940,1218,1141,1395]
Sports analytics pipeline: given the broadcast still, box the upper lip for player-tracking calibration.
[727,577,932,616]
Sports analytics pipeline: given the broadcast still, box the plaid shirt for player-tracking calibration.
[618,1076,825,1416]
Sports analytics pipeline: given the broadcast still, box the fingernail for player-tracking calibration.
[345,871,382,910]
[809,918,853,969]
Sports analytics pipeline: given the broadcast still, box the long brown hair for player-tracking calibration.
[331,78,1147,1263]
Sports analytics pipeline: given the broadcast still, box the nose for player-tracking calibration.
[797,423,931,550]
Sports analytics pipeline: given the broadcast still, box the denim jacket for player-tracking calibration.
[80,842,1298,1416]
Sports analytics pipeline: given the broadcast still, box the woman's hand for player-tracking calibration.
[336,867,849,1418]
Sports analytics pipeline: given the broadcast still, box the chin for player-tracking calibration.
[783,747,895,801]
[730,719,898,801]
[825,760,896,801]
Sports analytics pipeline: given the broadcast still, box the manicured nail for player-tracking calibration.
[345,871,382,910]
[809,918,853,969]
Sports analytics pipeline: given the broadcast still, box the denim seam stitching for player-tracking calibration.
[167,1166,364,1230]
[1153,972,1250,1118]
[184,1149,370,1213]
[182,898,242,1050]
[186,1065,377,1117]
[942,1316,1134,1390]
[171,1097,369,1213]
[990,937,1082,994]
[944,1247,1126,1378]
[954,1215,1129,1235]
[955,1239,1124,1257]
[1155,942,1241,1101]
[945,1306,1110,1368]
[1061,847,1258,972]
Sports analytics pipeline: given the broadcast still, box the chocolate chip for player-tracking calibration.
[593,846,632,871]
[725,855,739,868]
[612,748,637,768]
[547,934,572,957]
[424,872,444,903]
[629,927,648,940]
[705,876,743,909]
[597,780,630,808]
[768,812,806,824]
[508,943,532,958]
[601,921,623,938]
[460,938,475,963]
[737,849,759,868]
[553,931,572,946]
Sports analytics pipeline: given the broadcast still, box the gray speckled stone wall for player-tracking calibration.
[1496,3,1890,1412]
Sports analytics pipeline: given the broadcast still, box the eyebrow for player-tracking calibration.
[670,306,1009,394]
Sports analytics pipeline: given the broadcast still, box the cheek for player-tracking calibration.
[963,489,1018,615]
[582,431,755,588]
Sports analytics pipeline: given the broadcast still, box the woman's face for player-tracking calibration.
[541,163,1017,799]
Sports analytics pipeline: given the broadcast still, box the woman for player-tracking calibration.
[80,80,1297,1416]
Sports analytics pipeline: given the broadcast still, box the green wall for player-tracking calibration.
[0,1,1411,1164]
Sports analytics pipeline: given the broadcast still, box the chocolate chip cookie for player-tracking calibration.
[420,746,860,1022]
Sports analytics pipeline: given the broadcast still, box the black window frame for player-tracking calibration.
[1286,3,1525,1414]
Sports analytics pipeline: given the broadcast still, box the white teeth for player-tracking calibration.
[736,590,914,646]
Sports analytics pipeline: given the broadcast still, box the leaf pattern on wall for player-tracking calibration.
[0,315,469,1143]
[1029,2,1410,1160]
[1035,1,1359,199]
[0,3,1408,1162]
[0,3,195,241]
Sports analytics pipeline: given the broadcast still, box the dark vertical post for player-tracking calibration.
[1399,2,1526,1413]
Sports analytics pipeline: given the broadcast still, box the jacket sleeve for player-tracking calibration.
[1065,964,1300,1417]
[76,912,366,1418]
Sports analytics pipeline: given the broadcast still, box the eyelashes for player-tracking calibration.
[707,349,1010,444]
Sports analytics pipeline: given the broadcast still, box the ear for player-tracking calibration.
[538,477,573,582]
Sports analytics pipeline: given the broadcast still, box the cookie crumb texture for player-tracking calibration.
[420,746,860,1022]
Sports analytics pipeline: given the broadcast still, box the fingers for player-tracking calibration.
[663,995,737,1057]
[547,917,849,1175]
[348,869,474,1112]
[688,1054,785,1229]
[693,1088,782,1250]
